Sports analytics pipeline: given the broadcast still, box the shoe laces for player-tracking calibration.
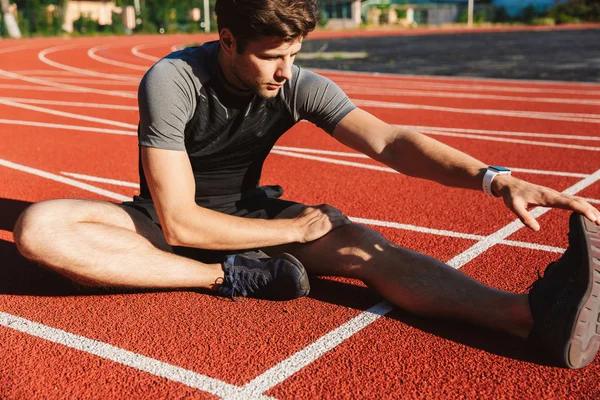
[220,258,270,301]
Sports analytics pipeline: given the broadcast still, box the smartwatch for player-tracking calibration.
[482,166,511,197]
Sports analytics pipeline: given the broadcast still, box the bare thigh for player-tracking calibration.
[15,198,172,256]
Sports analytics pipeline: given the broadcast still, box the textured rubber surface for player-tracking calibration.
[567,214,600,368]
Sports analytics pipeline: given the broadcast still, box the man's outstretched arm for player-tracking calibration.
[332,108,600,230]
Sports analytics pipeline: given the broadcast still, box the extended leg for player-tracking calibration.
[14,199,223,289]
[266,205,533,338]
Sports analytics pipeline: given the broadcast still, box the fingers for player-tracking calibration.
[539,192,600,225]
[511,201,540,231]
[295,204,352,243]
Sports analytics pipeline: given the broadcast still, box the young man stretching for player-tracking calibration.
[14,0,600,369]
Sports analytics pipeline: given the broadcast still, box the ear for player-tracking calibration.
[219,28,237,55]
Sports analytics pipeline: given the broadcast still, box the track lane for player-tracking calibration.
[266,245,600,400]
[0,325,216,400]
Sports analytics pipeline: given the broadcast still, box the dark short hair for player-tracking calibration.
[215,0,319,52]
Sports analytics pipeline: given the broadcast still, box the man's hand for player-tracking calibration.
[292,205,352,243]
[493,175,600,231]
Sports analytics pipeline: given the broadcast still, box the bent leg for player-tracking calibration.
[14,199,223,289]
[266,205,533,338]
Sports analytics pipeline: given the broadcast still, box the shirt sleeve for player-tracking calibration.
[137,59,196,151]
[294,68,356,134]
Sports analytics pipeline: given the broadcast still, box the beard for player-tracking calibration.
[231,62,281,99]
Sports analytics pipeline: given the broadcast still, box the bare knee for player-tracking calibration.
[13,200,70,260]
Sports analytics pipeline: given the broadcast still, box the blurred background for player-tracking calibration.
[0,0,598,38]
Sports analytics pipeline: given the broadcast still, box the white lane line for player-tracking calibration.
[0,68,137,99]
[425,131,600,152]
[0,98,138,110]
[0,312,265,399]
[88,45,150,71]
[330,76,600,96]
[314,67,600,88]
[0,84,82,92]
[271,149,395,173]
[0,160,273,398]
[245,169,600,396]
[274,145,366,158]
[353,99,600,123]
[584,197,600,204]
[0,158,131,202]
[61,172,140,188]
[0,99,137,130]
[11,69,116,76]
[33,77,140,86]
[38,45,140,82]
[398,124,600,142]
[0,44,36,55]
[0,119,136,136]
[54,170,571,254]
[341,86,600,106]
[501,240,564,254]
[131,44,161,62]
[234,302,395,398]
[447,168,600,268]
[272,148,591,178]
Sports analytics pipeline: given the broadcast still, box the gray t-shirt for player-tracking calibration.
[137,41,356,198]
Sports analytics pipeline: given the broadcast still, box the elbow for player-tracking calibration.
[162,220,194,247]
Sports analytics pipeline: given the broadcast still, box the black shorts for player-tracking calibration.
[120,185,300,264]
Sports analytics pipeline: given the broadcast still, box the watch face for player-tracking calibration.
[490,166,511,172]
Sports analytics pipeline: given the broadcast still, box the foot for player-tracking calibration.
[528,212,600,369]
[218,251,310,301]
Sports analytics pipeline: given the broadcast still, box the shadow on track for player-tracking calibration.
[0,197,83,296]
[308,276,559,368]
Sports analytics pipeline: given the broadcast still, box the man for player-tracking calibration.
[13,0,600,369]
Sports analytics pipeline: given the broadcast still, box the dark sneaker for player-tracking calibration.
[528,212,600,369]
[218,251,310,301]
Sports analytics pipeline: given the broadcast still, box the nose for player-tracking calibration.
[275,56,293,82]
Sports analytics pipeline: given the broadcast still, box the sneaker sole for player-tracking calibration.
[278,253,311,298]
[566,214,600,369]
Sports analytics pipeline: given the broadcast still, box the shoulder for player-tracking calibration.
[141,41,219,90]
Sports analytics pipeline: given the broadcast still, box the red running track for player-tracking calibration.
[1,31,600,399]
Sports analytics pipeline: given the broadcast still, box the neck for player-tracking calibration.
[217,47,252,95]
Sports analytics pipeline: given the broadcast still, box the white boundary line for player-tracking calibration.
[0,119,136,136]
[341,86,600,106]
[312,67,600,88]
[353,99,600,124]
[237,168,600,397]
[61,171,140,188]
[328,77,600,96]
[25,78,140,86]
[0,98,138,110]
[232,302,395,398]
[0,84,84,92]
[88,45,150,71]
[447,168,600,268]
[0,158,131,202]
[131,44,162,62]
[0,312,269,399]
[398,124,600,142]
[423,130,600,152]
[38,45,140,82]
[0,68,137,99]
[271,148,593,177]
[0,98,137,129]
